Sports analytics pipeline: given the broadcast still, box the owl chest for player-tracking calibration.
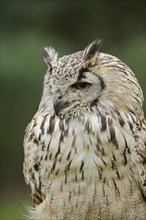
[29,117,146,219]
[31,113,134,184]
[31,110,136,181]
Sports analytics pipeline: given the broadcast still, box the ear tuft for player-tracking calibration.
[40,47,58,66]
[83,39,103,66]
[41,47,49,59]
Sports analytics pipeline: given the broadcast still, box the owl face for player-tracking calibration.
[40,40,143,118]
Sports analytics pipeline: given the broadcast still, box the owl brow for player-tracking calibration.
[77,67,90,81]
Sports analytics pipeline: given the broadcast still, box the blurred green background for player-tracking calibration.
[1,0,145,219]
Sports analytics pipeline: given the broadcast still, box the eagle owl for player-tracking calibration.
[23,39,146,220]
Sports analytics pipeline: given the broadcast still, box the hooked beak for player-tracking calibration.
[53,96,70,115]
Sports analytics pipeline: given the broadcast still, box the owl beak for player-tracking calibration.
[53,97,70,115]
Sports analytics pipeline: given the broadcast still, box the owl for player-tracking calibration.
[23,39,146,220]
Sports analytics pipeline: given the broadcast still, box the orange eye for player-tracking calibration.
[73,82,92,90]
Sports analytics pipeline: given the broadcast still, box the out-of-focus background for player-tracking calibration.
[1,0,145,219]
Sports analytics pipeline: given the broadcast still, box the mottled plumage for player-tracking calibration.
[23,39,146,220]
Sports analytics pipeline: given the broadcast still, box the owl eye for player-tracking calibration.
[73,82,92,90]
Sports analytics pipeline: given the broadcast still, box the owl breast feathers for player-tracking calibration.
[23,39,146,220]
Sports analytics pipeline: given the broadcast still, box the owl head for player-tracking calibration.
[40,39,143,119]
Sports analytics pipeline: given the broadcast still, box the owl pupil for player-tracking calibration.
[79,83,87,88]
